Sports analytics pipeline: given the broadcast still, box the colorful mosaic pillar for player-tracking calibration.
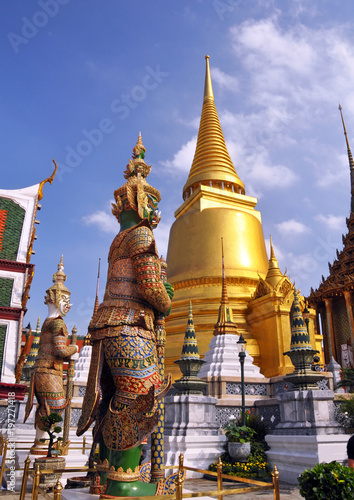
[150,257,167,483]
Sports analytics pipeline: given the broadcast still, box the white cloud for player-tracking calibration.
[314,214,346,231]
[82,210,118,234]
[233,18,316,76]
[275,219,310,234]
[212,67,239,93]
[230,17,354,115]
[161,136,197,172]
[312,152,349,188]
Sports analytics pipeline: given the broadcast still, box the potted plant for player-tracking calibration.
[298,461,354,499]
[35,412,66,489]
[39,412,63,457]
[223,418,256,462]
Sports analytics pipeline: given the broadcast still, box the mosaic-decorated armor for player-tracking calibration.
[77,135,174,497]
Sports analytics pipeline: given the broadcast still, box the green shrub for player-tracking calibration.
[298,461,354,500]
[208,451,271,481]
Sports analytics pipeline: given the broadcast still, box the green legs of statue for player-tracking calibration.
[103,446,157,498]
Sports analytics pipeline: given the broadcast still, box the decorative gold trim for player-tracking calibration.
[106,466,140,482]
[172,276,259,290]
[38,159,57,201]
[96,459,110,472]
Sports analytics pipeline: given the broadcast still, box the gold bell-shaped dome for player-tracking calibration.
[165,56,269,380]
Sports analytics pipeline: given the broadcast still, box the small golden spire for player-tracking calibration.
[94,258,101,316]
[204,55,214,100]
[221,237,228,305]
[265,236,283,288]
[269,235,276,259]
[213,238,238,335]
[84,258,101,346]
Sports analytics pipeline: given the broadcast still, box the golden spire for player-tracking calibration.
[183,56,245,199]
[339,104,354,214]
[213,238,238,335]
[84,258,101,346]
[265,236,283,288]
[93,258,101,316]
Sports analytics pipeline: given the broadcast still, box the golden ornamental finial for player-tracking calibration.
[204,55,214,101]
[270,235,276,260]
[38,159,57,201]
[132,132,146,159]
[53,255,66,285]
[265,236,283,288]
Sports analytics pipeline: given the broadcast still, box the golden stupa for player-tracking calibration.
[165,56,323,380]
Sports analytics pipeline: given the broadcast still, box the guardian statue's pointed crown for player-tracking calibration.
[112,133,161,222]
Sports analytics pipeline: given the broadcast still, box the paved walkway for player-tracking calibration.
[0,478,303,499]
[184,478,303,499]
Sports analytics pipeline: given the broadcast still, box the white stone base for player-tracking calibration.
[266,433,350,484]
[164,394,226,478]
[164,434,226,478]
[198,334,265,379]
[61,487,99,500]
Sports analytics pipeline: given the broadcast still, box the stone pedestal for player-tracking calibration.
[274,389,344,435]
[266,434,349,484]
[265,389,346,483]
[164,395,226,477]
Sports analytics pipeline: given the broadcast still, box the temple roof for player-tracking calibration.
[309,106,354,302]
[182,56,245,199]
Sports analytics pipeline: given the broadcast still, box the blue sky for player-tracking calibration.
[2,0,354,335]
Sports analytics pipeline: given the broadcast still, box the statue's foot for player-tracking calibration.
[101,479,157,498]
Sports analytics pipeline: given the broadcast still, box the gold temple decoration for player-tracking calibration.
[183,55,245,201]
[165,56,269,379]
[265,236,284,288]
[213,238,238,336]
[38,159,57,201]
[107,466,141,482]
